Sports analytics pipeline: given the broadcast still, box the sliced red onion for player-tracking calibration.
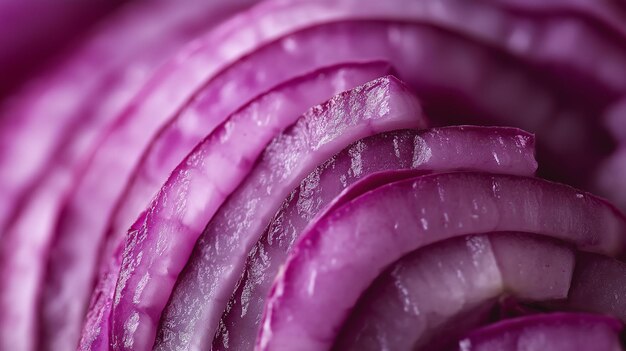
[44,0,626,286]
[60,60,391,351]
[215,126,537,350]
[566,252,626,322]
[77,212,146,351]
[457,313,623,351]
[80,62,391,351]
[101,60,390,282]
[112,76,425,351]
[258,172,626,351]
[334,233,575,350]
[93,0,609,276]
[4,1,608,241]
[0,3,254,350]
[0,0,250,234]
[41,10,611,351]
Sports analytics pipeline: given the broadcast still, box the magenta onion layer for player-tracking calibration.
[334,233,576,350]
[259,172,626,350]
[215,126,537,350]
[112,76,425,351]
[0,2,255,350]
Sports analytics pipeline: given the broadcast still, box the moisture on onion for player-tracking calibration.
[0,0,625,350]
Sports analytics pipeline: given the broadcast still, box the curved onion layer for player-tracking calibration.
[0,2,254,350]
[101,59,389,278]
[67,60,390,350]
[63,0,606,312]
[29,5,622,349]
[112,76,425,351]
[334,233,575,350]
[457,313,624,351]
[214,126,537,350]
[38,4,626,327]
[80,61,391,351]
[57,11,621,349]
[1,0,625,350]
[259,172,626,351]
[203,0,625,187]
[238,0,626,95]
[0,0,250,234]
[77,213,147,351]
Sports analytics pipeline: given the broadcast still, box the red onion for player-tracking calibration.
[335,233,576,350]
[215,126,537,350]
[0,2,254,350]
[0,0,624,349]
[259,172,626,350]
[113,76,425,351]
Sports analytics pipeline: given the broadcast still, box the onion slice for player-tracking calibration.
[81,61,390,351]
[334,233,575,350]
[77,213,146,351]
[0,2,254,350]
[41,11,613,351]
[258,172,626,351]
[0,0,251,234]
[457,312,624,351]
[51,0,626,281]
[215,126,537,350]
[112,76,424,351]
[102,59,390,277]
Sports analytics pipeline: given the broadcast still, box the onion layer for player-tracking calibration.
[216,126,537,350]
[259,172,626,351]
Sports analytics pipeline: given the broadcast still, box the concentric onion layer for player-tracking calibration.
[258,171,626,350]
[214,125,538,350]
[1,0,626,350]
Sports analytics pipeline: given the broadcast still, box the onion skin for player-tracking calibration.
[258,172,626,351]
[457,312,624,351]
